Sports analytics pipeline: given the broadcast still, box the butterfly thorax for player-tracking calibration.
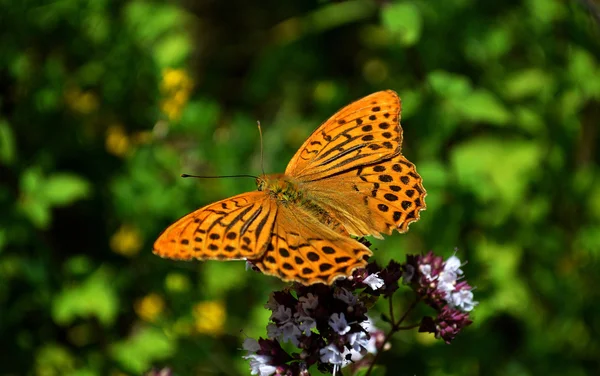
[257,174,348,235]
[257,174,303,204]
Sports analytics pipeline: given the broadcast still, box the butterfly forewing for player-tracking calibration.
[248,206,372,285]
[285,90,402,181]
[153,191,277,261]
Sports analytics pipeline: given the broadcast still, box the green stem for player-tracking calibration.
[363,298,419,376]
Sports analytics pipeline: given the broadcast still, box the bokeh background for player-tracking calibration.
[1,0,599,375]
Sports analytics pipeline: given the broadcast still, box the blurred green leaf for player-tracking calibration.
[568,46,600,98]
[514,106,545,135]
[575,225,600,258]
[64,255,94,276]
[84,12,109,44]
[35,344,76,376]
[179,99,221,135]
[427,71,472,98]
[451,138,542,207]
[125,2,187,42]
[354,365,386,376]
[457,90,511,125]
[18,169,91,228]
[0,228,6,253]
[110,326,176,374]
[0,119,16,165]
[203,262,249,297]
[526,0,567,25]
[19,198,50,228]
[43,174,91,206]
[465,25,513,62]
[475,240,529,319]
[503,69,553,100]
[154,33,192,67]
[398,89,422,119]
[381,2,422,46]
[52,267,119,326]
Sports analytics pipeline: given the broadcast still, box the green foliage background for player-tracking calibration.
[1,0,599,375]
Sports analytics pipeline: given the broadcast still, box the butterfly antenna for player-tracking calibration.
[181,174,259,179]
[257,121,266,177]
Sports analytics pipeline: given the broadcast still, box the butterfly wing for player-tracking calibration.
[285,90,402,181]
[248,205,372,285]
[153,191,278,261]
[301,153,426,239]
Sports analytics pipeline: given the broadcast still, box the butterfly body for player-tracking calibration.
[257,174,303,204]
[154,90,426,285]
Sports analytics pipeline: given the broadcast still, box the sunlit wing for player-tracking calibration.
[248,205,372,285]
[285,90,402,181]
[302,153,427,238]
[153,191,278,261]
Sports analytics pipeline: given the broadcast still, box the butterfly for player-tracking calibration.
[153,90,426,285]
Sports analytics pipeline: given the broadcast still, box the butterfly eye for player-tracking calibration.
[256,177,265,191]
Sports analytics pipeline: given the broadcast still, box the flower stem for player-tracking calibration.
[364,298,419,376]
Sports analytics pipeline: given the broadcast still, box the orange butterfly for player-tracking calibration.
[154,90,426,285]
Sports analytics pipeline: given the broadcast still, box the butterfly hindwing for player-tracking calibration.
[248,205,372,285]
[153,191,278,261]
[285,90,402,181]
[299,153,426,238]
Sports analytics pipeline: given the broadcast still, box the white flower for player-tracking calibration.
[363,272,385,290]
[419,264,433,280]
[280,322,302,346]
[360,316,376,332]
[437,270,457,299]
[348,331,370,353]
[334,288,358,306]
[299,293,319,312]
[450,288,478,312]
[319,344,346,365]
[246,354,277,376]
[242,339,276,376]
[359,317,379,354]
[271,305,292,324]
[329,312,351,335]
[444,255,463,275]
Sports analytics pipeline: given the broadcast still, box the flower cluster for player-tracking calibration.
[243,251,478,375]
[243,270,389,375]
[403,251,477,343]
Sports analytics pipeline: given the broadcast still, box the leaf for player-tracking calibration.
[474,240,529,321]
[19,198,50,229]
[52,267,119,326]
[568,46,600,98]
[503,69,553,100]
[154,33,192,67]
[43,174,91,206]
[427,71,472,98]
[0,120,16,165]
[451,138,542,219]
[110,326,176,374]
[456,90,512,125]
[381,2,422,46]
